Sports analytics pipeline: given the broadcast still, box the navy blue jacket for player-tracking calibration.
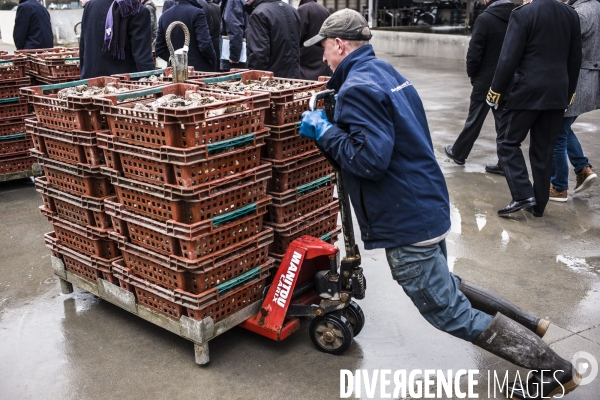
[220,0,248,65]
[491,0,581,109]
[13,0,53,50]
[321,45,451,249]
[80,0,154,78]
[246,0,300,78]
[156,0,216,72]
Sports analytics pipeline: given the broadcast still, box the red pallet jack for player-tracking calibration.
[240,90,367,355]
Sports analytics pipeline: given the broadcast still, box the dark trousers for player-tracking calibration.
[452,99,503,160]
[497,109,564,214]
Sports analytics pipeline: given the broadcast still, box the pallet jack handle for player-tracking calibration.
[308,90,360,262]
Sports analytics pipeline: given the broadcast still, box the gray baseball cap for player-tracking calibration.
[304,8,372,47]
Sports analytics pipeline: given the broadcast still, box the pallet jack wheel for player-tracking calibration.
[309,313,354,355]
[341,301,365,337]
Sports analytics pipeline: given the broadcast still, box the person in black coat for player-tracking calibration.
[220,0,248,71]
[79,0,155,79]
[163,0,174,12]
[13,0,53,50]
[487,0,582,218]
[246,0,301,78]
[444,0,514,166]
[298,0,331,80]
[155,0,216,72]
[204,0,222,71]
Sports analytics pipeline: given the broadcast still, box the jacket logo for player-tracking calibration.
[391,81,413,92]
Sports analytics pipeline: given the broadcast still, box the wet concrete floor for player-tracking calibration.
[1,52,599,400]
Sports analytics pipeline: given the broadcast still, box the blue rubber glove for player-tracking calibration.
[299,110,332,142]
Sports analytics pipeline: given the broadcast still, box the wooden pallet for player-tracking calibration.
[51,255,262,365]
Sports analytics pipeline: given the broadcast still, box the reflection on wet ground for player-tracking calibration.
[1,55,599,399]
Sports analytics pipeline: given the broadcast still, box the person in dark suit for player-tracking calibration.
[245,0,301,78]
[298,0,331,80]
[13,0,53,50]
[80,0,155,79]
[155,0,217,72]
[487,0,582,218]
[220,0,248,71]
[204,0,222,71]
[444,0,515,166]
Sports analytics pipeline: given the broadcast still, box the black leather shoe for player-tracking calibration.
[498,197,536,215]
[444,145,465,165]
[524,206,543,218]
[485,163,505,176]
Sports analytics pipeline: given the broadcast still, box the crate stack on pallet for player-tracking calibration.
[15,47,80,85]
[189,71,341,261]
[0,51,38,181]
[93,82,276,323]
[27,77,150,285]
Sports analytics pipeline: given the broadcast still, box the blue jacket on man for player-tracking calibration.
[13,0,53,50]
[320,45,451,250]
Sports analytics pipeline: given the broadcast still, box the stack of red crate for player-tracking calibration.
[94,82,275,323]
[15,47,80,85]
[0,52,36,180]
[27,77,149,283]
[189,71,341,260]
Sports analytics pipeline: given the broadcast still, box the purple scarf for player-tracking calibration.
[103,0,142,60]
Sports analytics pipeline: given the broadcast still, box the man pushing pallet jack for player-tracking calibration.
[252,9,582,400]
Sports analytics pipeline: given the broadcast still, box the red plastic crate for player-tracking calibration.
[0,97,30,121]
[117,228,272,293]
[0,77,32,100]
[36,156,114,198]
[41,210,120,259]
[111,163,271,223]
[113,260,271,322]
[30,52,80,78]
[98,129,268,189]
[266,200,340,255]
[105,196,270,260]
[45,231,119,284]
[94,83,270,149]
[0,154,37,175]
[0,117,31,139]
[269,154,334,193]
[112,66,229,85]
[263,123,318,162]
[0,134,33,157]
[268,227,343,262]
[15,47,75,74]
[189,70,328,126]
[36,176,112,233]
[27,118,105,167]
[266,175,335,224]
[0,54,27,79]
[22,77,149,132]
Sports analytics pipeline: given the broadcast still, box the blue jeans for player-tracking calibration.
[386,240,493,342]
[551,116,591,191]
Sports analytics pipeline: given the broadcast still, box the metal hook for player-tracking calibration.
[165,21,190,83]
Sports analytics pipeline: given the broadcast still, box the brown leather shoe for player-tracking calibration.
[574,166,597,193]
[549,184,568,202]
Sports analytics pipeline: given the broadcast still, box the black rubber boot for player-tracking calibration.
[474,313,581,399]
[461,280,550,338]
